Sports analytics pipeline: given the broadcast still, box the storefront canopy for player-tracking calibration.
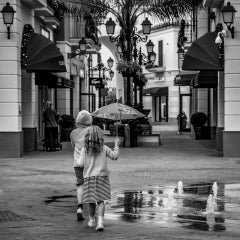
[174,71,198,86]
[25,33,67,72]
[143,87,168,96]
[35,72,74,88]
[182,32,223,71]
[191,71,218,88]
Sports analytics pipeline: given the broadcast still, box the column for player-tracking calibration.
[0,0,22,157]
[223,0,240,156]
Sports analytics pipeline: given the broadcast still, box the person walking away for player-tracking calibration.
[77,125,120,231]
[70,110,92,220]
[177,111,187,134]
[43,101,59,151]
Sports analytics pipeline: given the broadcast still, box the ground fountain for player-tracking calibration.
[212,181,218,199]
[206,193,218,214]
[177,181,184,195]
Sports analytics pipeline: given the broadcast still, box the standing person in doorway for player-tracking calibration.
[70,110,92,220]
[43,101,59,151]
[177,111,187,134]
[77,125,120,231]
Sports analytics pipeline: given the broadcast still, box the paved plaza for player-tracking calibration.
[0,130,240,240]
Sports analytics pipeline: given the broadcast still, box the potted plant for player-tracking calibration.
[190,112,208,140]
[60,114,75,142]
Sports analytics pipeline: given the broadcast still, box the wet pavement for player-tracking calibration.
[1,130,240,239]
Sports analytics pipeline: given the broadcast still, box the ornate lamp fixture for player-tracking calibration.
[78,37,87,54]
[1,2,15,39]
[221,2,237,38]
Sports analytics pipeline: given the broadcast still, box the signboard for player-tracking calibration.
[90,77,103,86]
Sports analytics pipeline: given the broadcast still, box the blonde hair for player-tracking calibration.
[84,125,104,155]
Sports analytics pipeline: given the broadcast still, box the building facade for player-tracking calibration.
[182,0,240,157]
[0,0,99,158]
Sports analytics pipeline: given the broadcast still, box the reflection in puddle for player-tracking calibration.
[43,183,240,232]
[107,182,240,232]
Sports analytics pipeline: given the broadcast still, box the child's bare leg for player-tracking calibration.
[97,201,105,218]
[96,201,105,231]
[87,203,96,228]
[88,203,96,217]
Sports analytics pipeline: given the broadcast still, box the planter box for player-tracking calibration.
[61,127,74,142]
[194,126,211,140]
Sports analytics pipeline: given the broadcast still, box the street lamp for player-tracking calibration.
[78,37,87,54]
[221,2,237,38]
[107,57,114,69]
[105,16,152,106]
[1,2,15,39]
[146,40,155,54]
[109,70,114,79]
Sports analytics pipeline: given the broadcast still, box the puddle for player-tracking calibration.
[44,183,240,232]
[107,182,240,232]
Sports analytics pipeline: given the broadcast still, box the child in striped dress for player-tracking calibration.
[77,125,120,231]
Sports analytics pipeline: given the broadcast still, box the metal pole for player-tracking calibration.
[88,54,92,112]
[98,65,101,108]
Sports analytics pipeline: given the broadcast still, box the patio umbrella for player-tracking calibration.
[92,102,145,121]
[92,103,145,136]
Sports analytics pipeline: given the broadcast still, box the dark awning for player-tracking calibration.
[174,71,198,86]
[143,87,168,96]
[35,72,74,88]
[182,32,223,71]
[24,33,67,72]
[191,71,218,88]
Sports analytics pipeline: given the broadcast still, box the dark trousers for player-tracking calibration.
[45,127,58,150]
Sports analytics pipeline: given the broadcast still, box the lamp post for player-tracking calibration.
[67,37,93,111]
[1,2,15,39]
[133,46,156,108]
[105,15,152,106]
[92,53,114,108]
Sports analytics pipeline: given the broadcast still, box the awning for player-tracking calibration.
[174,71,198,86]
[143,87,168,96]
[191,71,218,88]
[182,32,223,71]
[24,33,67,72]
[35,72,74,88]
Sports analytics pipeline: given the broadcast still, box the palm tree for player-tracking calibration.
[55,0,202,105]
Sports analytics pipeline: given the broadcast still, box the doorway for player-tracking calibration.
[155,95,168,122]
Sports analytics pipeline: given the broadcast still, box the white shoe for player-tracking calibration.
[88,218,96,228]
[96,222,104,231]
[77,208,84,221]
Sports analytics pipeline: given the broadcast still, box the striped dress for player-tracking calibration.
[83,176,111,203]
[78,145,119,204]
